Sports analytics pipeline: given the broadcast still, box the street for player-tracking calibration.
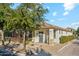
[57,39,79,56]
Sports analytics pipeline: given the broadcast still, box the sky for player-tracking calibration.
[12,3,79,29]
[43,3,79,29]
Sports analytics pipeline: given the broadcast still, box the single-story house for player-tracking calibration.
[32,22,73,44]
[0,22,73,44]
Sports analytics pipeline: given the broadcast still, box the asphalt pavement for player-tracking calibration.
[57,39,79,56]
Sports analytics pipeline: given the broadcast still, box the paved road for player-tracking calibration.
[57,39,79,56]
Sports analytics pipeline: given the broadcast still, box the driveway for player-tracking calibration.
[56,39,79,56]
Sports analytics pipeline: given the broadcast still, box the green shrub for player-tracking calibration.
[60,35,75,44]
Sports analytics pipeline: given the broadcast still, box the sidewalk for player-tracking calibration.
[35,39,76,55]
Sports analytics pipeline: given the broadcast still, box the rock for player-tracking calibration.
[17,53,26,56]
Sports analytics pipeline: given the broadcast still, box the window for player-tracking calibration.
[29,31,32,38]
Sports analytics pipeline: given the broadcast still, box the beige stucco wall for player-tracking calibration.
[53,30,73,44]
[67,32,72,36]
[33,28,73,44]
[62,31,67,36]
[53,30,60,44]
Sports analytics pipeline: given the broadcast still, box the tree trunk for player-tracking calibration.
[7,37,11,45]
[18,31,21,43]
[23,31,26,51]
[1,30,4,45]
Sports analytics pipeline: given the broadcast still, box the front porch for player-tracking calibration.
[33,29,55,44]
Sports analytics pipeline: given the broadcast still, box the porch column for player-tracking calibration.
[54,30,60,44]
[49,29,54,44]
[45,29,49,43]
[32,30,35,43]
[34,30,39,42]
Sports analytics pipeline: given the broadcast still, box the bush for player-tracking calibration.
[60,35,75,44]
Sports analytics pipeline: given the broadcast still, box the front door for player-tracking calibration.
[39,32,43,43]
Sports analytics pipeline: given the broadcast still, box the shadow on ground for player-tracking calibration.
[0,44,23,56]
[0,44,51,56]
[26,48,52,56]
[0,46,17,56]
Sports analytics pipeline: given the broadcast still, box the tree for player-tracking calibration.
[0,3,48,51]
[76,27,79,38]
[14,3,48,50]
[0,3,12,45]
